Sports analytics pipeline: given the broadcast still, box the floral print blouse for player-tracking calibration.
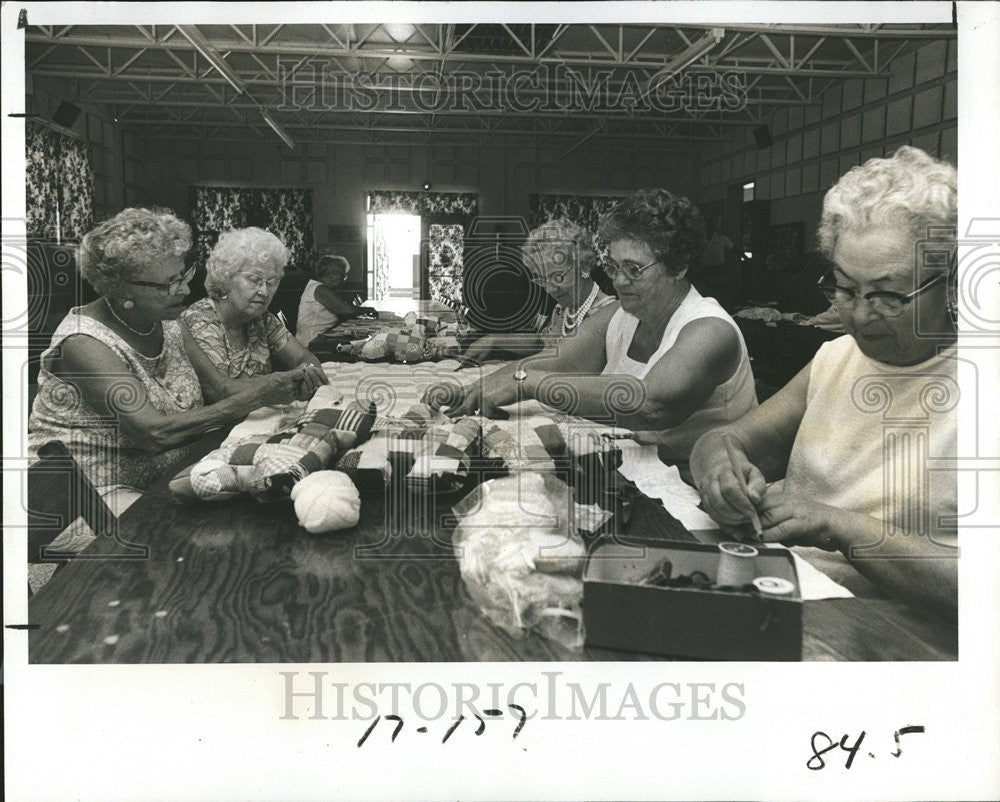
[28,310,205,492]
[181,297,292,379]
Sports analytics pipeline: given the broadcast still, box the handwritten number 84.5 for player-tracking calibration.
[807,726,925,770]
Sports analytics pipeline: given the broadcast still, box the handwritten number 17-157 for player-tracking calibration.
[358,705,527,747]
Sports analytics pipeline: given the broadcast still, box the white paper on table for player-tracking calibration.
[616,442,716,531]
[787,552,855,600]
[615,441,854,601]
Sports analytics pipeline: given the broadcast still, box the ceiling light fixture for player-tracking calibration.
[177,24,246,95]
[643,27,725,98]
[261,109,296,150]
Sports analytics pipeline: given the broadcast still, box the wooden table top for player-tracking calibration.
[28,437,957,664]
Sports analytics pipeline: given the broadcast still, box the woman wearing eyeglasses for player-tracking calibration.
[181,227,326,382]
[690,147,958,616]
[427,189,756,474]
[462,219,616,363]
[27,208,325,517]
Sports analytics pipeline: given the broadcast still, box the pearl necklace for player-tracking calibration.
[561,283,601,336]
[105,298,158,336]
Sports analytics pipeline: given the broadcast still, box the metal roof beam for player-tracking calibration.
[24,32,888,76]
[669,23,954,39]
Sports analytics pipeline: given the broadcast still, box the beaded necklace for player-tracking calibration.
[561,283,601,336]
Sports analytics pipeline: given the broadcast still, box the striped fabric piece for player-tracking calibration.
[171,402,377,502]
[405,416,481,494]
[332,405,481,495]
[478,415,622,510]
[253,402,376,499]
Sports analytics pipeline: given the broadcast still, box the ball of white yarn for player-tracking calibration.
[290,471,361,533]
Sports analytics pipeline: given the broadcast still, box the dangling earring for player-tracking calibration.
[122,299,135,309]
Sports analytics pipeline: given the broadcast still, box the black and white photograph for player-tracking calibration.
[3,2,998,800]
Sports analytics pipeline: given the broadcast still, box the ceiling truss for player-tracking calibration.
[25,22,953,149]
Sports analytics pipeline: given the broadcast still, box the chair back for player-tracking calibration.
[27,441,115,562]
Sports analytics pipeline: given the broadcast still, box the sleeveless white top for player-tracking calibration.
[602,286,757,462]
[295,279,341,347]
[783,335,958,530]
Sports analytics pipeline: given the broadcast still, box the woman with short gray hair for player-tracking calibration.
[182,227,326,380]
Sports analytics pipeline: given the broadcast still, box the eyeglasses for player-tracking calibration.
[529,269,571,287]
[817,270,947,318]
[604,257,660,282]
[237,272,282,291]
[128,264,196,295]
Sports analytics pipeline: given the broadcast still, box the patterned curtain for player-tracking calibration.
[254,188,313,272]
[368,190,477,216]
[189,186,314,273]
[26,124,59,239]
[371,218,391,301]
[25,121,94,241]
[189,187,251,270]
[528,193,627,274]
[427,223,464,306]
[58,137,96,241]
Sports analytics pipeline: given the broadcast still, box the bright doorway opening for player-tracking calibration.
[366,212,421,310]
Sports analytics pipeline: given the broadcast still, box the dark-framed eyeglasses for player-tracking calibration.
[128,264,197,295]
[604,256,660,282]
[817,270,947,318]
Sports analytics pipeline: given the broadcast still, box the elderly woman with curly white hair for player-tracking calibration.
[28,208,323,517]
[181,227,326,379]
[462,219,617,362]
[690,147,959,617]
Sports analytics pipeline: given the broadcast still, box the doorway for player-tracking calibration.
[366,212,421,309]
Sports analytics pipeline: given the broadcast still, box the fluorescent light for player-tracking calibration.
[644,28,725,97]
[177,24,245,95]
[261,109,296,150]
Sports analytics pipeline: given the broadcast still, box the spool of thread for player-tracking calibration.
[716,542,759,586]
[753,576,795,596]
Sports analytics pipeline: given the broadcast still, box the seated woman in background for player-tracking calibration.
[182,227,326,379]
[28,208,326,515]
[462,219,616,362]
[295,254,376,347]
[428,188,757,472]
[690,147,958,617]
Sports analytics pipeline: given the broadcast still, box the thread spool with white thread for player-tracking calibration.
[753,576,795,596]
[716,542,759,586]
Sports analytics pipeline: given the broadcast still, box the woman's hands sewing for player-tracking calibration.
[756,487,845,551]
[422,366,521,418]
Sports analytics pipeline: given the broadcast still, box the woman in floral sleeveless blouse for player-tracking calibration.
[181,227,323,379]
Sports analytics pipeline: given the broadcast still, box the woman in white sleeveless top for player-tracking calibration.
[429,188,756,471]
[296,255,376,347]
[691,147,958,617]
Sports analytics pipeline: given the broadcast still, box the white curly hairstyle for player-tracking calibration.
[818,146,957,261]
[521,218,598,276]
[78,207,191,299]
[205,227,290,299]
